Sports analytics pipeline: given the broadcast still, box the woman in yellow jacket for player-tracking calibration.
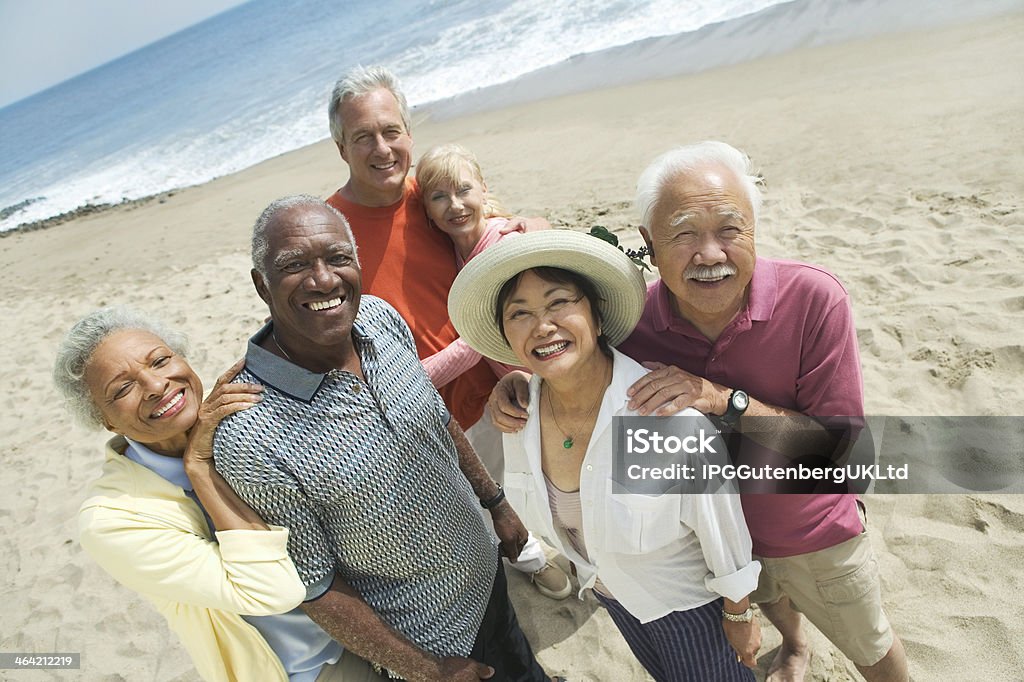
[56,307,377,682]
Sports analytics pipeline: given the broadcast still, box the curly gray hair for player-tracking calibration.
[53,307,188,429]
[251,194,358,279]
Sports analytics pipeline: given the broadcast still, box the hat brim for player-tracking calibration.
[448,230,647,366]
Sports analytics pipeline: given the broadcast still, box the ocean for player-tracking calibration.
[0,0,1018,233]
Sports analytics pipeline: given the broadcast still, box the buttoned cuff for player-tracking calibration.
[705,560,762,603]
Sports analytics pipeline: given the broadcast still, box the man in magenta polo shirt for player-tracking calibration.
[489,142,907,682]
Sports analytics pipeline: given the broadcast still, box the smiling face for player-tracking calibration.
[499,269,604,384]
[423,161,489,244]
[254,204,362,371]
[642,163,757,333]
[85,329,202,456]
[338,87,414,207]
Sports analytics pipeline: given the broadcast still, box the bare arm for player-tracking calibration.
[303,577,494,681]
[183,359,269,531]
[722,596,761,668]
[626,362,838,457]
[447,419,528,561]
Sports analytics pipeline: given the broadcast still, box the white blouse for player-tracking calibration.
[503,348,761,623]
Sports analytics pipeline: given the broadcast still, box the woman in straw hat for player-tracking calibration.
[448,230,761,682]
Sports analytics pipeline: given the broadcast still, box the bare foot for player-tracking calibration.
[766,641,810,682]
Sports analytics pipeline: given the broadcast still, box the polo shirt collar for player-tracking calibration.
[244,314,380,402]
[652,256,778,330]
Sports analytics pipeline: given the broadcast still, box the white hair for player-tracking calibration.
[53,307,188,429]
[635,141,763,229]
[328,65,411,147]
[251,195,358,278]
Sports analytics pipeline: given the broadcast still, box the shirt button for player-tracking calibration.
[586,465,593,471]
[352,383,362,394]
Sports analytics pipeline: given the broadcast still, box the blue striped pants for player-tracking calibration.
[595,595,755,682]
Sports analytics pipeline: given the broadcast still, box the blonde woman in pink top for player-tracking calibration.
[416,143,521,385]
[416,144,573,601]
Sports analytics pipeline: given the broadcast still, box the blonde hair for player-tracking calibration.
[416,144,509,218]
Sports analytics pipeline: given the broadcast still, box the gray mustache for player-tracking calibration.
[684,263,737,280]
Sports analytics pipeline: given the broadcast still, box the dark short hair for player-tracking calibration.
[495,267,611,356]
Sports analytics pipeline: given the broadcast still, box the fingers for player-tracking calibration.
[207,395,263,421]
[628,367,698,414]
[488,403,525,434]
[488,372,531,433]
[498,218,528,235]
[512,373,530,411]
[199,386,264,425]
[626,371,658,401]
[500,539,522,563]
[478,664,495,679]
[214,358,247,388]
[633,389,691,416]
[640,360,667,371]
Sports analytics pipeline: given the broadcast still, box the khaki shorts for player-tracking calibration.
[750,525,893,666]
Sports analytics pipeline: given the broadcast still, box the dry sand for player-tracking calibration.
[1,12,1022,681]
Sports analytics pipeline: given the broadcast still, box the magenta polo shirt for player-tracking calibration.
[617,257,864,558]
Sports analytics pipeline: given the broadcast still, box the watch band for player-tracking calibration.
[721,389,749,426]
[480,485,505,509]
[722,606,754,623]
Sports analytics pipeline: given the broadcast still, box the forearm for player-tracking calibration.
[303,578,441,680]
[732,396,853,464]
[185,460,268,531]
[723,596,750,613]
[447,419,500,501]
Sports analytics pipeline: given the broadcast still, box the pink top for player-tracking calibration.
[542,475,613,598]
[423,218,521,389]
[618,258,864,558]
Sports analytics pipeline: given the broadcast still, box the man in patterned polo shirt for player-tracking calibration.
[213,195,553,682]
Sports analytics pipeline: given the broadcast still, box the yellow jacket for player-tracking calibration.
[79,437,305,682]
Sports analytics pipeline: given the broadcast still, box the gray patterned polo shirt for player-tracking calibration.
[213,295,498,661]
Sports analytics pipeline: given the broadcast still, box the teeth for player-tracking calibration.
[152,390,184,418]
[308,298,342,311]
[535,341,568,357]
[372,161,396,170]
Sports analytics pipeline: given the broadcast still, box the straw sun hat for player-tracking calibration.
[448,230,647,366]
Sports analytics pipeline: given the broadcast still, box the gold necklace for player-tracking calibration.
[272,329,294,362]
[544,372,607,449]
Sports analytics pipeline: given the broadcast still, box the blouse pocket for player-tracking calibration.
[504,471,548,536]
[603,483,681,554]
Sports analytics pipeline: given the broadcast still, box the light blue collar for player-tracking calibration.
[124,437,192,491]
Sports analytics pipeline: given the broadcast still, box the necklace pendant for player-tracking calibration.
[563,437,574,449]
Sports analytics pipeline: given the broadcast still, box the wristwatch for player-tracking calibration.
[722,606,755,623]
[721,389,749,426]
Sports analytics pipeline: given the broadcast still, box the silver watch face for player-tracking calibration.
[733,391,749,411]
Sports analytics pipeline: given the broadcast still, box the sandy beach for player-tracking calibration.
[2,9,1023,681]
